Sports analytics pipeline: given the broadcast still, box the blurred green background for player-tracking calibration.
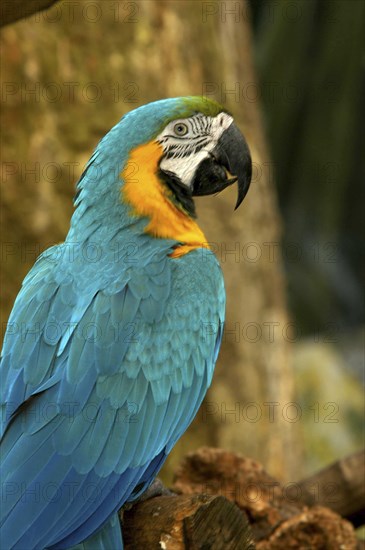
[250,0,364,338]
[250,0,364,479]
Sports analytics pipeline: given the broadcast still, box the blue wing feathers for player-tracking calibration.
[67,513,123,550]
[3,459,71,546]
[1,244,225,548]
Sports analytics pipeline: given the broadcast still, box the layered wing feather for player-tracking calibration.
[0,243,224,549]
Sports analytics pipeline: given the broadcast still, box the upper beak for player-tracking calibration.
[192,122,252,210]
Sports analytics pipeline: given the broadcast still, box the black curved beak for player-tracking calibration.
[192,122,252,210]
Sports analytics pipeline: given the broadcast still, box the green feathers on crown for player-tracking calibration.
[157,96,228,131]
[181,96,226,117]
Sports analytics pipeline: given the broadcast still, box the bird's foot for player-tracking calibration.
[139,478,175,501]
[123,478,175,511]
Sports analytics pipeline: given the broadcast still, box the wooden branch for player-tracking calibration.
[0,0,59,27]
[297,449,365,528]
[171,447,360,548]
[255,506,359,550]
[120,448,363,548]
[122,494,255,550]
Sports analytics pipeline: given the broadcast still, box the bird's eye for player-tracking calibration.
[173,123,188,136]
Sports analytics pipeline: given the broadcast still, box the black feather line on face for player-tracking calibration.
[157,168,196,218]
[162,135,210,159]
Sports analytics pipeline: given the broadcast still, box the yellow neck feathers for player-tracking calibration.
[121,141,210,258]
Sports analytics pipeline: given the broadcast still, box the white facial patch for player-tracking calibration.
[157,112,234,188]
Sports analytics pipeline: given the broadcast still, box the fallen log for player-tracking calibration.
[122,447,361,549]
[297,449,365,527]
[122,494,255,550]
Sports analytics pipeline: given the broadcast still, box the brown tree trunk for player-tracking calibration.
[0,0,298,479]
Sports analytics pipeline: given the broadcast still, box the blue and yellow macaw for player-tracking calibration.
[0,97,251,549]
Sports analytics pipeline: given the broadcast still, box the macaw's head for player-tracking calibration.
[70,97,252,251]
[152,97,251,212]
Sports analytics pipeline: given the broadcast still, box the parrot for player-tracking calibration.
[0,96,252,549]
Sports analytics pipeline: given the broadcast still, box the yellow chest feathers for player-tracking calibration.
[121,141,209,258]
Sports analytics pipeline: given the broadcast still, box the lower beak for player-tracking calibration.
[192,122,252,209]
